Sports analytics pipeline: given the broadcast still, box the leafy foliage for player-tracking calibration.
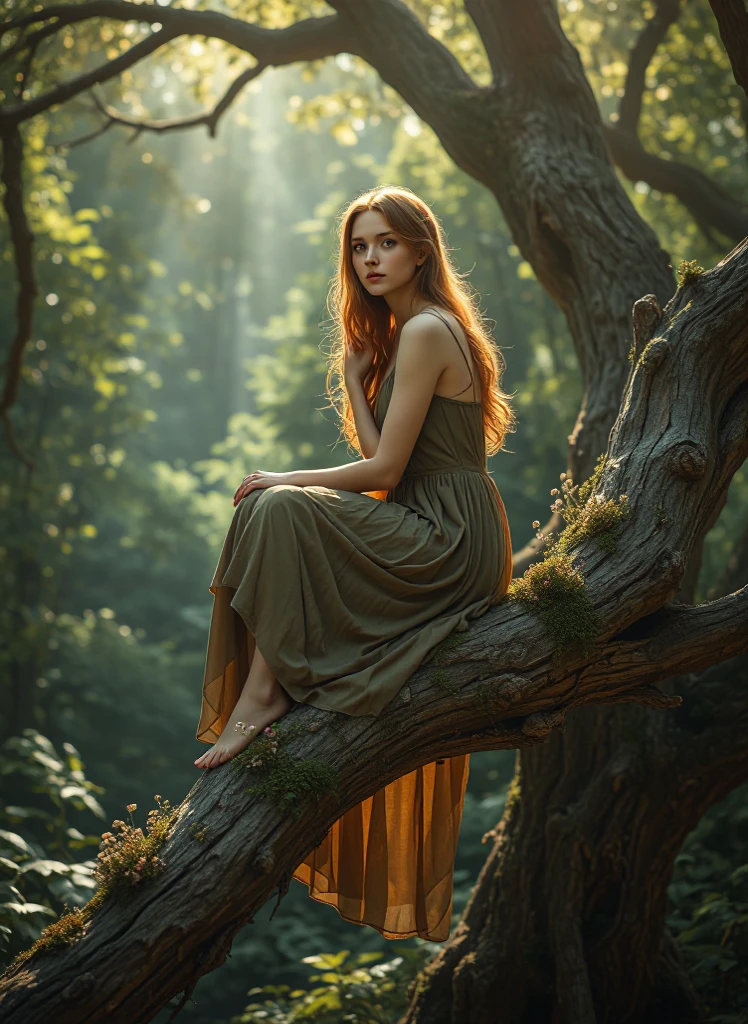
[0,730,103,968]
[229,947,429,1023]
[669,784,748,1022]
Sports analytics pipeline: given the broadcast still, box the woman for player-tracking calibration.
[194,184,515,941]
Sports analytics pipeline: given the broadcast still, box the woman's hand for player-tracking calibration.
[233,471,290,507]
[344,341,375,383]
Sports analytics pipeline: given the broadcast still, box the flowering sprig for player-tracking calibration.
[506,460,631,658]
[94,795,176,896]
[532,462,630,558]
[244,726,279,769]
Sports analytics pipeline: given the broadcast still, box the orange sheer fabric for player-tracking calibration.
[293,756,470,941]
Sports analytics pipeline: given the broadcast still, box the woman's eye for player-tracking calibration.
[353,239,395,251]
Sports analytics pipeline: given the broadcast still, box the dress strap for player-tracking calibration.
[419,306,477,401]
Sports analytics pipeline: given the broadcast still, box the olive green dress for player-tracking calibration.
[197,311,513,941]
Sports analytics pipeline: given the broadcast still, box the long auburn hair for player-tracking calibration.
[325,184,515,458]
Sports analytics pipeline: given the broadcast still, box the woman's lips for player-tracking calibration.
[367,273,384,280]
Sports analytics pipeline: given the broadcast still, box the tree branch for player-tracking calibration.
[708,0,748,102]
[65,63,267,146]
[604,124,748,244]
[603,0,748,244]
[0,3,353,126]
[0,2,355,437]
[618,0,681,137]
[324,0,484,136]
[0,123,37,468]
[579,586,748,693]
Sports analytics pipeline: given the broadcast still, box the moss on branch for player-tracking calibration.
[508,456,631,658]
[232,720,339,818]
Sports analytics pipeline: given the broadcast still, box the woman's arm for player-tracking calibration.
[344,373,381,460]
[233,318,448,503]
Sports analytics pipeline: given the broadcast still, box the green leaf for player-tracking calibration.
[0,858,19,879]
[0,831,35,858]
[19,859,72,878]
[1,902,56,917]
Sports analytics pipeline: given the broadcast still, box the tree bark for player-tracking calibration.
[709,0,748,103]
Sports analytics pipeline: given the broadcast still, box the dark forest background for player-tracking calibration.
[1,1,747,1019]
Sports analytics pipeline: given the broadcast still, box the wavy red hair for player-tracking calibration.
[324,184,515,458]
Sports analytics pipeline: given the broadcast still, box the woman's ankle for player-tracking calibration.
[236,678,288,710]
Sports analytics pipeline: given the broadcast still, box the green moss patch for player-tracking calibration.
[509,456,630,659]
[232,725,338,818]
[7,901,93,970]
[557,454,631,555]
[188,822,209,843]
[508,551,599,661]
[677,259,704,286]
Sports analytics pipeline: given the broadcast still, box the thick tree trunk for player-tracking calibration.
[407,651,748,1024]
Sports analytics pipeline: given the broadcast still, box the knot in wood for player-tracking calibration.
[522,710,564,738]
[667,440,707,481]
[496,674,529,705]
[62,972,95,1001]
[252,846,275,874]
[639,337,669,372]
[657,548,686,588]
[632,294,662,351]
[505,643,529,664]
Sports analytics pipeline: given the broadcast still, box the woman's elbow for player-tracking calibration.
[380,464,403,490]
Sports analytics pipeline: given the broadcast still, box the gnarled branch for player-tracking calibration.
[708,0,748,102]
[64,63,267,147]
[604,125,748,244]
[618,0,681,137]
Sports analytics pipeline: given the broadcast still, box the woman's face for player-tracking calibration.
[350,208,423,296]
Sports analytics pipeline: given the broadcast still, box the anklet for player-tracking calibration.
[234,722,257,737]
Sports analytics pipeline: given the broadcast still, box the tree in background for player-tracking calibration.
[1,1,747,1022]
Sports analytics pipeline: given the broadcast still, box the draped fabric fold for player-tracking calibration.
[293,755,470,940]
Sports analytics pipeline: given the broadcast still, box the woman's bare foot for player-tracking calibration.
[195,644,293,770]
[194,687,292,769]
